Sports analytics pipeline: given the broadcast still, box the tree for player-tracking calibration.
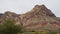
[0,19,22,34]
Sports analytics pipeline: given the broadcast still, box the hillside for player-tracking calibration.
[0,5,60,32]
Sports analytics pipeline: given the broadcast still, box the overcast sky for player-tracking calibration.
[0,0,60,17]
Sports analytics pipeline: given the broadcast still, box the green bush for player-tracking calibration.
[49,31,57,34]
[0,19,22,34]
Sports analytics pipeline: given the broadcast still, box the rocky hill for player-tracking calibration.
[0,5,60,31]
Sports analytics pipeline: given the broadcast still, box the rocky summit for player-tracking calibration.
[0,5,60,31]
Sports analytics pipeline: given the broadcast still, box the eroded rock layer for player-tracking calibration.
[0,5,60,31]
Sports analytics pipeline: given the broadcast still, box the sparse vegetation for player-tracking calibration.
[0,19,60,34]
[0,19,22,34]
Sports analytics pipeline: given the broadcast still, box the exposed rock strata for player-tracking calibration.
[0,5,60,31]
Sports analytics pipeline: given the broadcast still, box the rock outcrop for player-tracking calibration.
[20,5,60,31]
[0,11,22,25]
[0,5,60,31]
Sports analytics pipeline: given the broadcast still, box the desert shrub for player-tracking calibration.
[0,19,22,34]
[31,30,35,32]
[49,31,57,34]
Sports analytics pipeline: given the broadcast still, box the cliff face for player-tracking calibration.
[0,5,60,31]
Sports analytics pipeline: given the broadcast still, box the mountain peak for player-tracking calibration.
[33,5,47,11]
[31,5,56,17]
[4,11,15,14]
[35,4,46,8]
